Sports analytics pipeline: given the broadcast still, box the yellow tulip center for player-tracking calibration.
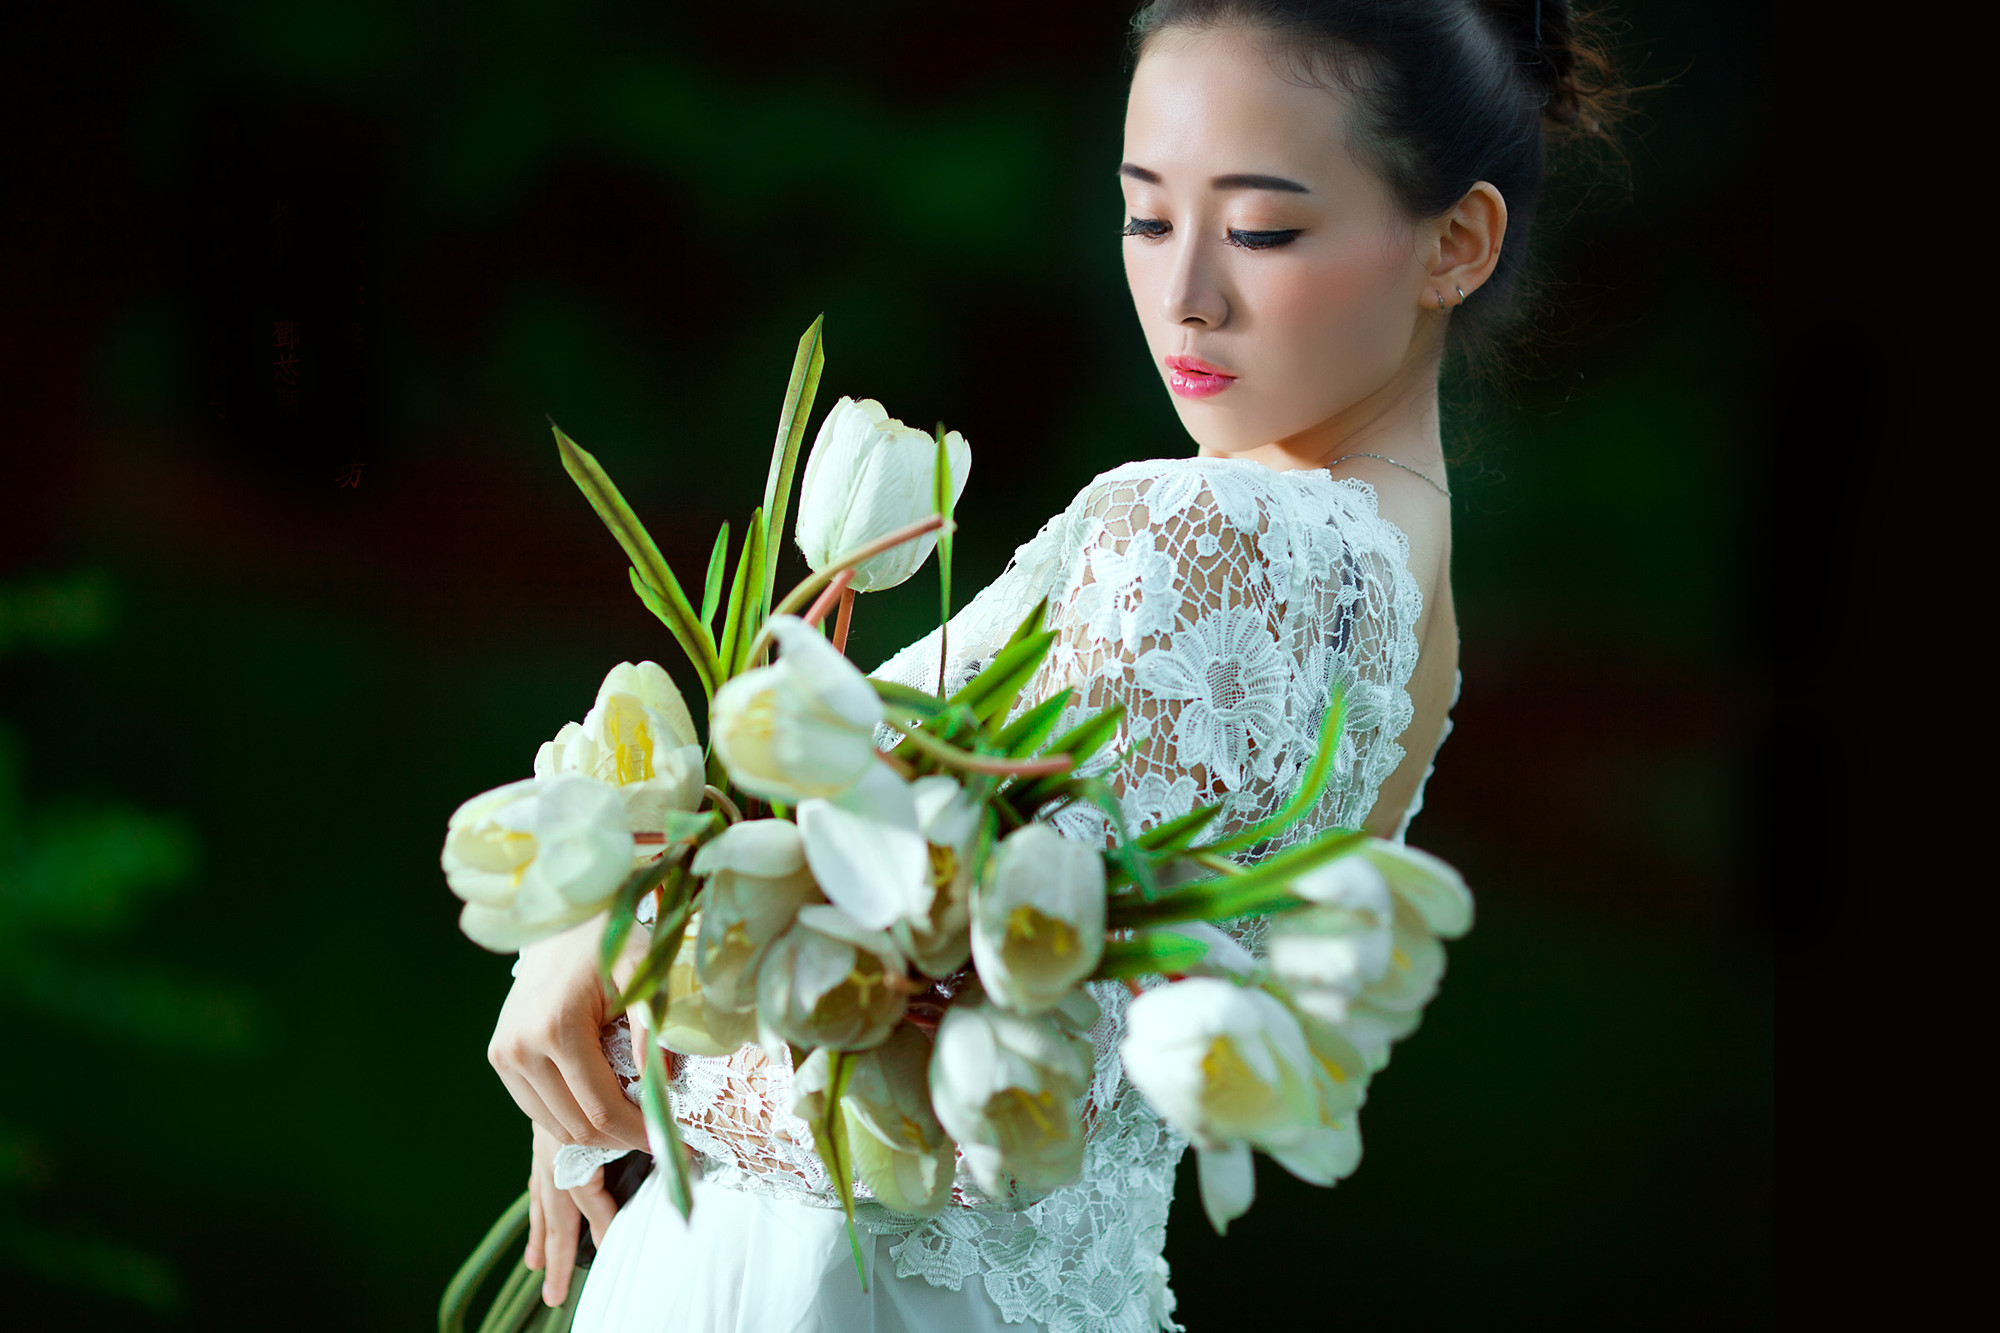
[929,844,959,888]
[605,696,657,785]
[1199,1035,1276,1122]
[811,950,889,1027]
[995,1086,1062,1142]
[1005,905,1077,958]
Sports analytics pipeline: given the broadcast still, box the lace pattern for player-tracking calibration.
[661,457,1441,1331]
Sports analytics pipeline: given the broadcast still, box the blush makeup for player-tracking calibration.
[1166,355,1237,399]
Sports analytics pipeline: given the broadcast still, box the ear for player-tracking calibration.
[1426,181,1507,306]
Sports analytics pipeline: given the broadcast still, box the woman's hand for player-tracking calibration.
[488,913,648,1151]
[525,1122,618,1308]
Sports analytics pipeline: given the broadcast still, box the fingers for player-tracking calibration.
[550,1043,647,1151]
[526,1166,546,1272]
[541,1180,582,1308]
[568,1170,619,1249]
[518,1055,602,1145]
[496,1062,581,1145]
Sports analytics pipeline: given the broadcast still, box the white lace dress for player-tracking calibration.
[572,455,1450,1333]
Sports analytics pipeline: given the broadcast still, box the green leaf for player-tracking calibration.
[1138,802,1226,854]
[700,520,731,632]
[1009,703,1126,809]
[640,1027,694,1221]
[1092,928,1214,981]
[1062,774,1156,900]
[934,424,956,696]
[1004,597,1049,648]
[741,512,767,670]
[1108,825,1371,930]
[761,316,826,618]
[716,507,763,681]
[595,854,681,998]
[610,862,701,1015]
[806,1050,867,1290]
[946,630,1058,728]
[625,569,711,699]
[655,808,724,844]
[552,421,718,694]
[1201,687,1347,856]
[872,678,950,721]
[993,689,1074,757]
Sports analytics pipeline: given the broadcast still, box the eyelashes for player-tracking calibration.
[1120,218,1302,250]
[1227,228,1302,251]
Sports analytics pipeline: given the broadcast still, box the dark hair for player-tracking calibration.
[1131,0,1627,369]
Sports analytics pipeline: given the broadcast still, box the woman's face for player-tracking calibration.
[1121,26,1438,459]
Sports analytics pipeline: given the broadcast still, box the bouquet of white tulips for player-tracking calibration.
[441,318,1472,1295]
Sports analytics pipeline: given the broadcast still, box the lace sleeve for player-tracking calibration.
[1023,467,1300,953]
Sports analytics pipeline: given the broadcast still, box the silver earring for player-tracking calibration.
[1436,292,1446,310]
[1455,285,1467,305]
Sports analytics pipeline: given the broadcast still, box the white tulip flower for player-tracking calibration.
[929,1000,1092,1204]
[797,764,931,932]
[536,660,705,836]
[689,819,822,1021]
[1316,841,1472,1070]
[970,823,1106,1015]
[1268,853,1397,1025]
[795,1027,956,1218]
[442,775,633,952]
[890,775,983,978]
[757,904,910,1052]
[711,615,884,803]
[646,913,742,1057]
[1121,977,1359,1231]
[795,397,971,593]
[1338,895,1452,1070]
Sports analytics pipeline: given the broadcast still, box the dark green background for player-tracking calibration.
[2,1,1772,1326]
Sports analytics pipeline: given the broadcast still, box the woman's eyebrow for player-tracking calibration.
[1118,163,1310,194]
[1211,172,1310,193]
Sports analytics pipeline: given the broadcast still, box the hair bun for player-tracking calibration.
[1476,0,1621,139]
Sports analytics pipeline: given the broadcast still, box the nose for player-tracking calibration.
[1162,235,1228,328]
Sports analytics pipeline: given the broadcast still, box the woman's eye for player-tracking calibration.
[1226,228,1302,250]
[1121,217,1171,239]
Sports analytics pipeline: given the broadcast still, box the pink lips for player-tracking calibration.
[1166,355,1237,399]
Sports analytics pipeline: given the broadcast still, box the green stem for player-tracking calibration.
[439,1192,531,1333]
[745,514,951,668]
[881,717,1074,778]
[703,785,744,824]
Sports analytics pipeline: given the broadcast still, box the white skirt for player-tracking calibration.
[573,1168,1029,1333]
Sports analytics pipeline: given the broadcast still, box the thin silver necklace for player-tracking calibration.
[1324,452,1451,500]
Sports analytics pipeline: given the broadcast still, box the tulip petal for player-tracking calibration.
[799,766,931,931]
[602,660,701,753]
[1365,842,1473,937]
[1197,1143,1256,1235]
[1268,1118,1363,1187]
[692,818,806,879]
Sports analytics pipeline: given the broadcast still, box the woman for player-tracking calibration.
[487,2,1621,1328]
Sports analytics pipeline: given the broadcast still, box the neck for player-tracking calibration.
[1200,345,1445,478]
